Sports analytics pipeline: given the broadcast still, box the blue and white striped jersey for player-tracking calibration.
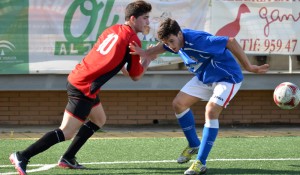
[164,29,243,84]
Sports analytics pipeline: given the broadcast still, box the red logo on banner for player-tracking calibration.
[215,4,250,37]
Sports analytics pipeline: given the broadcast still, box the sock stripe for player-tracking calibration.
[55,130,61,142]
[182,125,193,131]
[85,121,100,133]
[54,129,65,143]
[175,108,190,119]
[84,123,97,133]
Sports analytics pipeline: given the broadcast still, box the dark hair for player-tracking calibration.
[125,0,152,21]
[157,18,181,40]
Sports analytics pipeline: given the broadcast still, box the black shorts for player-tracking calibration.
[65,81,100,122]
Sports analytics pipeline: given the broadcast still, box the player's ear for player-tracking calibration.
[177,31,183,38]
[178,31,184,45]
[129,16,136,24]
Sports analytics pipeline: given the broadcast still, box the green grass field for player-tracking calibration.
[1,136,300,175]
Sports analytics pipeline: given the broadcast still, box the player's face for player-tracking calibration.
[162,32,184,52]
[133,13,150,33]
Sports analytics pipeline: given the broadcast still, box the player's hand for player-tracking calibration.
[129,41,158,61]
[249,64,270,74]
[121,66,129,77]
[129,41,146,57]
[146,44,158,61]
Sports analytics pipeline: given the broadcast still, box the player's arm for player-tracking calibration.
[131,57,151,80]
[128,59,149,81]
[130,48,157,81]
[129,41,166,59]
[226,37,269,74]
[121,66,130,77]
[126,38,155,81]
[128,42,166,81]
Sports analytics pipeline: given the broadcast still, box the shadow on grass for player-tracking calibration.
[50,166,184,174]
[49,166,300,175]
[209,168,300,174]
[289,164,300,168]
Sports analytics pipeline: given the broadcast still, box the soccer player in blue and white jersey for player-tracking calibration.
[130,18,269,175]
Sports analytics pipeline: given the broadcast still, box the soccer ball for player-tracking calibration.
[273,82,300,109]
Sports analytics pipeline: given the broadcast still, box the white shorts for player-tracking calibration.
[180,76,242,108]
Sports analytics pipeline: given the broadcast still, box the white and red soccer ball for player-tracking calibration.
[273,82,300,109]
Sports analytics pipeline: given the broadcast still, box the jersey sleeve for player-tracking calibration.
[183,29,228,55]
[127,35,144,77]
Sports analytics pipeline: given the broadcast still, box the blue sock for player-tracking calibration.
[176,109,200,148]
[197,121,219,165]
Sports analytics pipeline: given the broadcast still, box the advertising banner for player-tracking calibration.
[1,0,299,74]
[211,0,300,55]
[27,0,208,74]
[0,0,29,74]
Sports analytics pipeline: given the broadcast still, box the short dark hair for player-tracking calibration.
[125,0,152,21]
[157,18,181,40]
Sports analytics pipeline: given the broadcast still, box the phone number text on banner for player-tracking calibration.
[212,0,300,55]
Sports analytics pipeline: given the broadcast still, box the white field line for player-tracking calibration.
[1,158,300,175]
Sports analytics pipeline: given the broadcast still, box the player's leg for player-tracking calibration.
[173,91,200,163]
[58,96,105,169]
[184,102,222,175]
[185,82,242,175]
[9,110,82,175]
[197,102,222,164]
[174,76,212,164]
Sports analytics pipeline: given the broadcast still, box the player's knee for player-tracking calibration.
[60,129,76,140]
[172,98,185,112]
[59,124,79,140]
[205,102,223,119]
[90,116,106,128]
[205,109,220,120]
[93,120,105,128]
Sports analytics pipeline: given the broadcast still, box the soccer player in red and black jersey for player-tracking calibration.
[9,1,153,174]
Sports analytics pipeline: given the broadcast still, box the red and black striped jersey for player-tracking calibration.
[68,24,144,99]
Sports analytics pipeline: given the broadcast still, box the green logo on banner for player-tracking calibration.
[0,0,29,74]
[54,0,176,58]
[55,0,119,55]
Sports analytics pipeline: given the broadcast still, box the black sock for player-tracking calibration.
[63,121,100,159]
[20,129,65,160]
